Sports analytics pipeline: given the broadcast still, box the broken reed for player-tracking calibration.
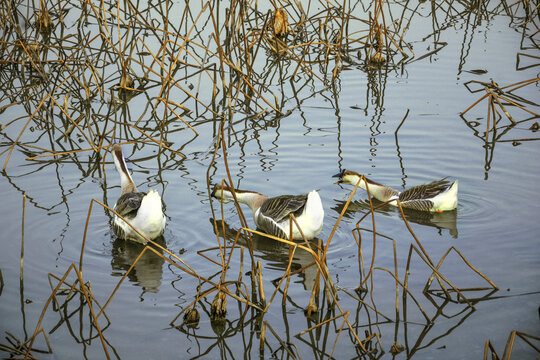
[462,78,540,143]
[460,78,540,176]
[1,0,424,172]
[9,112,503,358]
[8,0,534,179]
[12,166,503,358]
[484,331,540,360]
[2,0,538,358]
[4,124,520,357]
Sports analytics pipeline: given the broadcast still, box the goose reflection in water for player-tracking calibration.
[332,199,458,238]
[111,237,166,295]
[210,219,321,291]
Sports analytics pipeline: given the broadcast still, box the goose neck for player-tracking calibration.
[113,147,137,194]
[234,191,267,212]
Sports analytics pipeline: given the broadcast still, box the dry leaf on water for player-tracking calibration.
[273,8,288,37]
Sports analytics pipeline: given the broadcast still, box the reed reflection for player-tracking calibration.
[110,237,166,295]
[210,219,320,291]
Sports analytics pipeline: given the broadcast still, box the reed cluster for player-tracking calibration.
[0,0,539,358]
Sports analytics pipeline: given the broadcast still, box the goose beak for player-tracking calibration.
[210,186,217,199]
[332,172,343,184]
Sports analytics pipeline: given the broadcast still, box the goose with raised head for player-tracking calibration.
[211,184,324,240]
[111,144,166,243]
[333,169,458,212]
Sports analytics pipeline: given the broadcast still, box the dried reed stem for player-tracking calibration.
[257,260,266,307]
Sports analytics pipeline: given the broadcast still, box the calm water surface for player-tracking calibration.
[1,1,539,359]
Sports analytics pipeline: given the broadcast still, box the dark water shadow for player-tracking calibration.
[110,237,166,297]
[209,218,321,292]
[332,198,458,238]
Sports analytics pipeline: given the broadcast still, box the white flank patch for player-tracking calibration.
[115,190,166,242]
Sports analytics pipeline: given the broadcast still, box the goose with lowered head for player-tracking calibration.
[211,184,324,240]
[333,169,458,212]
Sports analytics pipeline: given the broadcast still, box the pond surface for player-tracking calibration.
[1,1,539,359]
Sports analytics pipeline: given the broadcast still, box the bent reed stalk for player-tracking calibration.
[3,0,536,358]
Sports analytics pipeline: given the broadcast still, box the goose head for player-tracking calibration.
[333,169,362,185]
[211,184,237,203]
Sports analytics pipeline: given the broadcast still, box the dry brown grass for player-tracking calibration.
[1,0,538,358]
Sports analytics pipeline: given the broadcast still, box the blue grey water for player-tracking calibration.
[0,3,539,359]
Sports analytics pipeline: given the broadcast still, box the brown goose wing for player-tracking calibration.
[398,179,451,202]
[256,194,307,237]
[399,199,434,211]
[255,215,288,239]
[259,194,308,223]
[114,192,146,219]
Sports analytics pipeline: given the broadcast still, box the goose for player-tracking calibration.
[333,169,458,212]
[211,184,324,240]
[111,144,166,243]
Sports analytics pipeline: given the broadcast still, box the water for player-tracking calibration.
[1,1,539,359]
